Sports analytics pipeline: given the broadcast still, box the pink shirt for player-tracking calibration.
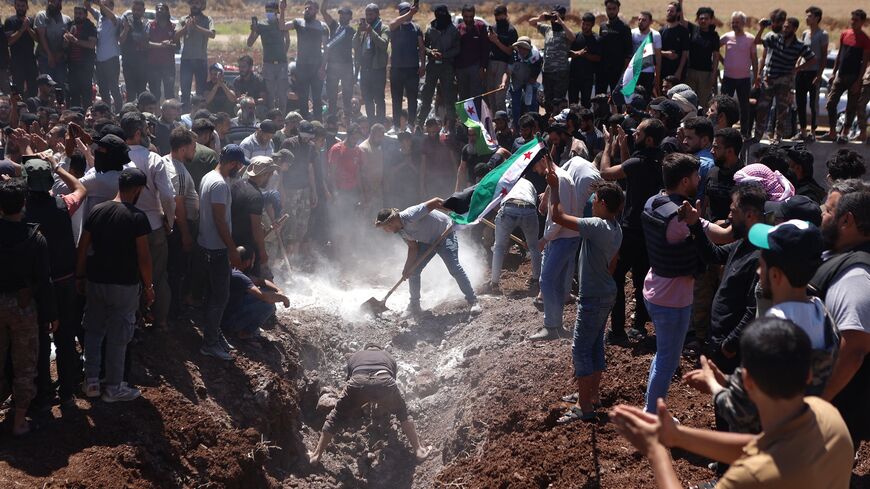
[642,217,709,308]
[721,31,754,80]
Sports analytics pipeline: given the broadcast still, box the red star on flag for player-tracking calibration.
[466,105,475,116]
[500,187,508,196]
[523,151,532,160]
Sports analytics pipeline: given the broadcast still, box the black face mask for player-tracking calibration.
[94,151,122,173]
[434,13,451,30]
[552,20,563,32]
[47,5,60,15]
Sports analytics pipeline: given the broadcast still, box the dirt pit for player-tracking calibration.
[1,252,868,488]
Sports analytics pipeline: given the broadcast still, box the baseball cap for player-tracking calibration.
[513,36,532,50]
[220,144,249,166]
[36,74,56,86]
[118,167,148,188]
[763,195,822,226]
[22,159,54,192]
[246,156,279,177]
[95,134,130,155]
[553,108,570,122]
[210,63,225,72]
[398,2,411,13]
[298,121,315,138]
[493,110,509,121]
[649,99,683,122]
[749,219,824,265]
[271,148,294,161]
[259,119,278,134]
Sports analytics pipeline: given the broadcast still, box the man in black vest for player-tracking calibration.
[816,179,870,445]
[23,158,87,413]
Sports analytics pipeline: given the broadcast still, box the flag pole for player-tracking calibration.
[457,85,508,105]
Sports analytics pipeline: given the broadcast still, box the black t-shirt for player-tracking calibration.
[599,18,632,65]
[205,80,236,115]
[294,18,325,66]
[120,12,148,56]
[84,200,151,285]
[232,73,267,99]
[230,179,264,250]
[490,23,518,63]
[326,19,354,65]
[687,23,720,72]
[703,164,740,221]
[4,15,36,63]
[461,143,490,183]
[66,19,97,64]
[569,32,601,78]
[0,18,9,68]
[660,24,690,77]
[620,148,664,229]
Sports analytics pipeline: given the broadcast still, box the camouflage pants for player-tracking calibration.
[281,188,312,243]
[0,295,39,410]
[755,74,793,140]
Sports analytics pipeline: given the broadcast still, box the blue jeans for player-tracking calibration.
[572,295,616,377]
[180,58,208,109]
[201,247,230,347]
[409,232,476,306]
[540,237,580,329]
[221,295,275,335]
[644,300,692,413]
[510,84,539,130]
[491,204,541,284]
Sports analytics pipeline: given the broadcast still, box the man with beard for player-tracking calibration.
[685,7,720,109]
[816,180,870,446]
[706,94,740,131]
[321,1,355,118]
[122,112,177,331]
[569,13,601,109]
[147,3,177,102]
[530,6,574,115]
[599,118,665,342]
[231,156,277,278]
[388,3,425,133]
[354,4,390,124]
[197,145,247,361]
[166,128,199,317]
[720,11,757,136]
[485,5,517,114]
[455,5,489,102]
[786,147,826,204]
[5,0,39,97]
[284,0,327,122]
[64,4,97,108]
[631,11,662,97]
[822,10,870,143]
[547,122,588,165]
[417,4,460,129]
[754,14,814,142]
[680,116,715,206]
[34,0,70,85]
[703,128,744,221]
[250,1,290,112]
[176,0,216,110]
[690,182,766,374]
[420,117,455,198]
[119,0,148,102]
[660,1,689,81]
[597,0,632,97]
[359,123,386,210]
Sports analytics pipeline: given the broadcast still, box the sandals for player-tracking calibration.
[557,406,597,424]
[532,297,544,311]
[559,392,602,409]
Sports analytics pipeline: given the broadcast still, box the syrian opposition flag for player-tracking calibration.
[455,96,499,155]
[444,138,545,228]
[615,32,654,105]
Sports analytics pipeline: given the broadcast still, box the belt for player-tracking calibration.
[504,199,535,209]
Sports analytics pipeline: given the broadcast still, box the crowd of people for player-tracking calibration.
[0,0,868,486]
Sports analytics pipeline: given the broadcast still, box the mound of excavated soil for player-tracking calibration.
[1,255,867,488]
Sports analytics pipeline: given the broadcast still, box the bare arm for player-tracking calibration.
[247,284,289,306]
[599,136,626,180]
[823,331,870,401]
[389,7,416,31]
[402,239,419,278]
[547,169,580,231]
[55,164,87,202]
[319,0,334,27]
[135,234,153,290]
[250,213,268,267]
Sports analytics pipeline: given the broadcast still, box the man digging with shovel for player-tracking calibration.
[372,198,481,317]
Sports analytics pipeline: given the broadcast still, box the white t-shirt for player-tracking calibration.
[766,296,828,349]
[631,28,662,73]
[502,178,537,205]
[825,264,870,335]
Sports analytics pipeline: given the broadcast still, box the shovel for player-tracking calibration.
[361,224,455,315]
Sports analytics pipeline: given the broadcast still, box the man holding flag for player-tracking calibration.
[615,15,658,106]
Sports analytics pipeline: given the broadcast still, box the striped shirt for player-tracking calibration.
[763,33,814,79]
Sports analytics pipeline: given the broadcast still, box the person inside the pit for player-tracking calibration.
[611,317,854,489]
[221,246,289,341]
[374,198,480,317]
[546,165,624,422]
[308,344,432,464]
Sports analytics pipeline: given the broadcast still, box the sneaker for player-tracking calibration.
[200,344,233,361]
[83,378,101,398]
[101,382,141,403]
[627,327,647,340]
[469,302,482,315]
[529,327,562,341]
[526,278,540,292]
[218,334,236,352]
[836,135,848,144]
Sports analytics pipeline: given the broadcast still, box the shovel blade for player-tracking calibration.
[361,297,389,315]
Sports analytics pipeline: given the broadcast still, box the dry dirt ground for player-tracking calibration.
[1,243,868,488]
